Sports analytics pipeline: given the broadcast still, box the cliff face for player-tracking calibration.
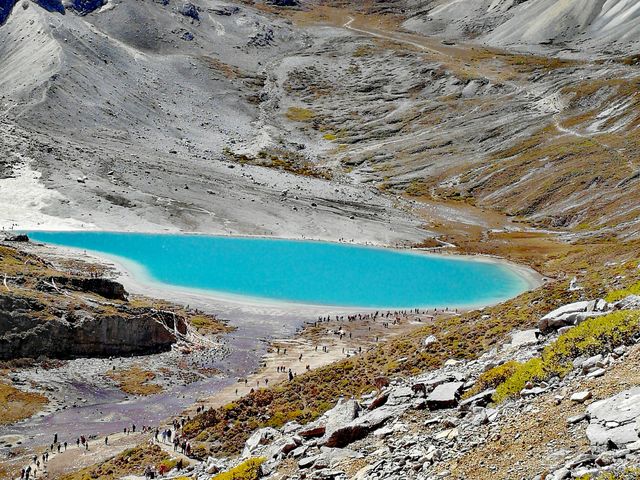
[0,295,186,360]
[0,295,187,359]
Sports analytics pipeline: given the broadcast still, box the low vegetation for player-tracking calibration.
[605,280,640,303]
[578,469,640,480]
[0,382,48,424]
[493,311,640,403]
[106,366,163,396]
[189,314,233,335]
[285,106,316,122]
[212,457,265,480]
[224,148,332,180]
[461,360,519,400]
[59,445,169,480]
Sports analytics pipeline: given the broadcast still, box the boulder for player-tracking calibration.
[459,389,495,409]
[4,234,29,242]
[290,445,308,458]
[434,427,458,441]
[298,424,326,439]
[615,295,640,311]
[509,329,539,347]
[427,382,464,410]
[423,334,437,346]
[386,387,413,406]
[264,436,299,459]
[581,354,603,373]
[320,399,360,440]
[242,427,280,457]
[586,423,639,447]
[178,2,198,20]
[367,392,389,411]
[538,301,590,331]
[570,391,592,403]
[322,405,407,448]
[298,455,318,469]
[586,387,640,447]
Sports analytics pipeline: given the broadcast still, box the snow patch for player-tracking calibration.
[0,158,88,231]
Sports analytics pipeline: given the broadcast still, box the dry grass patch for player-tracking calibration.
[59,444,169,480]
[0,382,48,424]
[106,366,162,396]
[189,314,233,335]
[285,106,316,122]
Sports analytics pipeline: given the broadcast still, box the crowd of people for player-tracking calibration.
[16,424,164,479]
[14,307,454,479]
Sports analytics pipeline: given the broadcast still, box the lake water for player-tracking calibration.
[27,231,531,308]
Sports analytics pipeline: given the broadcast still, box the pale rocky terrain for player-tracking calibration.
[2,0,640,479]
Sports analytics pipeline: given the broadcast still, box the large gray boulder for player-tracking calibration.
[427,382,464,410]
[538,299,613,332]
[242,427,281,458]
[586,387,640,447]
[509,329,539,348]
[320,399,360,442]
[322,405,408,448]
[299,399,360,440]
[615,295,640,310]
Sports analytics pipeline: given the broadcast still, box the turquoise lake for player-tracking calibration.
[27,231,531,308]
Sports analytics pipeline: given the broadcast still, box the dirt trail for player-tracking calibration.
[7,312,431,479]
[16,431,146,479]
[183,313,429,413]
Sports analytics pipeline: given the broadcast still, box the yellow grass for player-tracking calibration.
[0,382,48,424]
[106,366,162,396]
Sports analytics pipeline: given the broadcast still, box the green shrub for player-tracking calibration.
[494,311,640,403]
[211,457,265,480]
[577,468,640,479]
[462,361,519,399]
[545,310,640,364]
[493,357,548,403]
[605,280,640,302]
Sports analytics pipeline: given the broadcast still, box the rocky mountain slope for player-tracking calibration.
[405,0,640,56]
[2,0,640,239]
[2,1,640,479]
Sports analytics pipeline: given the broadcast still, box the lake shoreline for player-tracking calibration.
[25,230,544,313]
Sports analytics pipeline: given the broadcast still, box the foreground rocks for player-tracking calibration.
[180,297,640,480]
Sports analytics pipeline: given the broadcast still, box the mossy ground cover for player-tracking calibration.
[578,469,640,480]
[189,314,234,335]
[212,457,265,480]
[224,148,332,180]
[285,106,316,122]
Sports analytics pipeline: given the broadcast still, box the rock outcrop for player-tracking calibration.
[0,294,186,359]
[41,276,128,301]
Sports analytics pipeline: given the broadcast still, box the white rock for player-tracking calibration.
[570,391,592,403]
